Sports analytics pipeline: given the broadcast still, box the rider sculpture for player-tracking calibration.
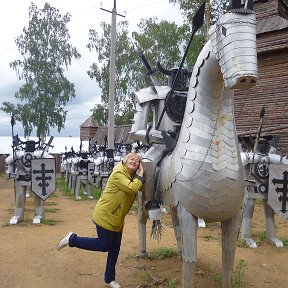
[129,53,195,235]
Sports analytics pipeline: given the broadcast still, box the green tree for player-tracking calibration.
[87,21,137,126]
[169,0,230,26]
[1,2,81,138]
[210,0,230,24]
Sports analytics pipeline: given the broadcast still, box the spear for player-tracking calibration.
[10,114,16,165]
[248,105,265,178]
[156,1,206,129]
[10,114,16,199]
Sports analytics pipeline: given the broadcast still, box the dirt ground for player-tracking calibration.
[0,175,287,288]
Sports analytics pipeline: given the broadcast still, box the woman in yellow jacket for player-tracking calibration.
[57,153,144,288]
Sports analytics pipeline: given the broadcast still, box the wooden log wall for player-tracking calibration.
[235,49,288,155]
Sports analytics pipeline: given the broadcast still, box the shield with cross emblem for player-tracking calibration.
[88,162,101,187]
[268,164,288,220]
[31,158,56,200]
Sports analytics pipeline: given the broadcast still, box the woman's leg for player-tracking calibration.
[68,226,122,283]
[70,225,116,252]
[104,230,122,283]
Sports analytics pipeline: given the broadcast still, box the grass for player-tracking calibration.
[165,278,177,288]
[149,247,178,260]
[56,176,101,200]
[56,177,70,195]
[207,265,222,283]
[45,207,59,213]
[281,237,288,247]
[139,273,177,288]
[40,218,60,225]
[22,216,60,225]
[206,259,249,287]
[251,230,267,246]
[45,201,57,206]
[201,234,215,242]
[232,259,249,288]
[135,247,179,287]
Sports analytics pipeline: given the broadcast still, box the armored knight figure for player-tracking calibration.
[91,148,125,192]
[70,152,94,200]
[241,136,288,248]
[5,136,56,224]
[129,54,191,219]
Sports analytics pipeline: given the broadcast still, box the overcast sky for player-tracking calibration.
[0,0,184,137]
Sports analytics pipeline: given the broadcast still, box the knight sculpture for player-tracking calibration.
[130,0,259,287]
[241,135,288,248]
[130,51,193,230]
[88,143,126,193]
[70,151,94,200]
[5,135,56,224]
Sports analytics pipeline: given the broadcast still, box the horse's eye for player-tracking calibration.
[222,26,227,36]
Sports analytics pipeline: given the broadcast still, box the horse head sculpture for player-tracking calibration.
[136,0,258,287]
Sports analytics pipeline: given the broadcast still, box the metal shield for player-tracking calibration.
[88,162,100,187]
[31,158,56,201]
[268,164,288,220]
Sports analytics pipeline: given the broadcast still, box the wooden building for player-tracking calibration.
[235,0,288,153]
[79,115,100,149]
[91,124,132,146]
[80,115,100,141]
[80,113,132,148]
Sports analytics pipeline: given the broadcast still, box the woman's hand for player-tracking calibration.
[137,163,144,177]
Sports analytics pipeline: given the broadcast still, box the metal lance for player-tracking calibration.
[10,114,16,199]
[156,1,206,130]
[10,115,16,162]
[248,105,265,179]
[138,51,160,90]
[41,136,54,157]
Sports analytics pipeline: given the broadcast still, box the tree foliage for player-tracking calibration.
[1,2,81,138]
[87,21,137,126]
[169,0,230,26]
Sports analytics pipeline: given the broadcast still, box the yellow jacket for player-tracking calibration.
[92,161,144,232]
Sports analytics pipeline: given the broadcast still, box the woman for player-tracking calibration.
[57,152,144,288]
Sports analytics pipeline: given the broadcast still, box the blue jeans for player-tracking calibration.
[69,225,122,283]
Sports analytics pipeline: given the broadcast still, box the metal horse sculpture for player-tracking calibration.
[137,1,258,287]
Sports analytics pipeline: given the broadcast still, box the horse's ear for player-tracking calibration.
[231,0,242,10]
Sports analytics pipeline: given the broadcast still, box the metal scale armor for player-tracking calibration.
[131,0,258,287]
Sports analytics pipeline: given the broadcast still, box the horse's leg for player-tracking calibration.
[222,210,241,288]
[171,205,182,255]
[177,204,197,288]
[137,191,148,257]
[263,199,283,247]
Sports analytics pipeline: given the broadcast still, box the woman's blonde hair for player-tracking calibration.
[123,152,142,164]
